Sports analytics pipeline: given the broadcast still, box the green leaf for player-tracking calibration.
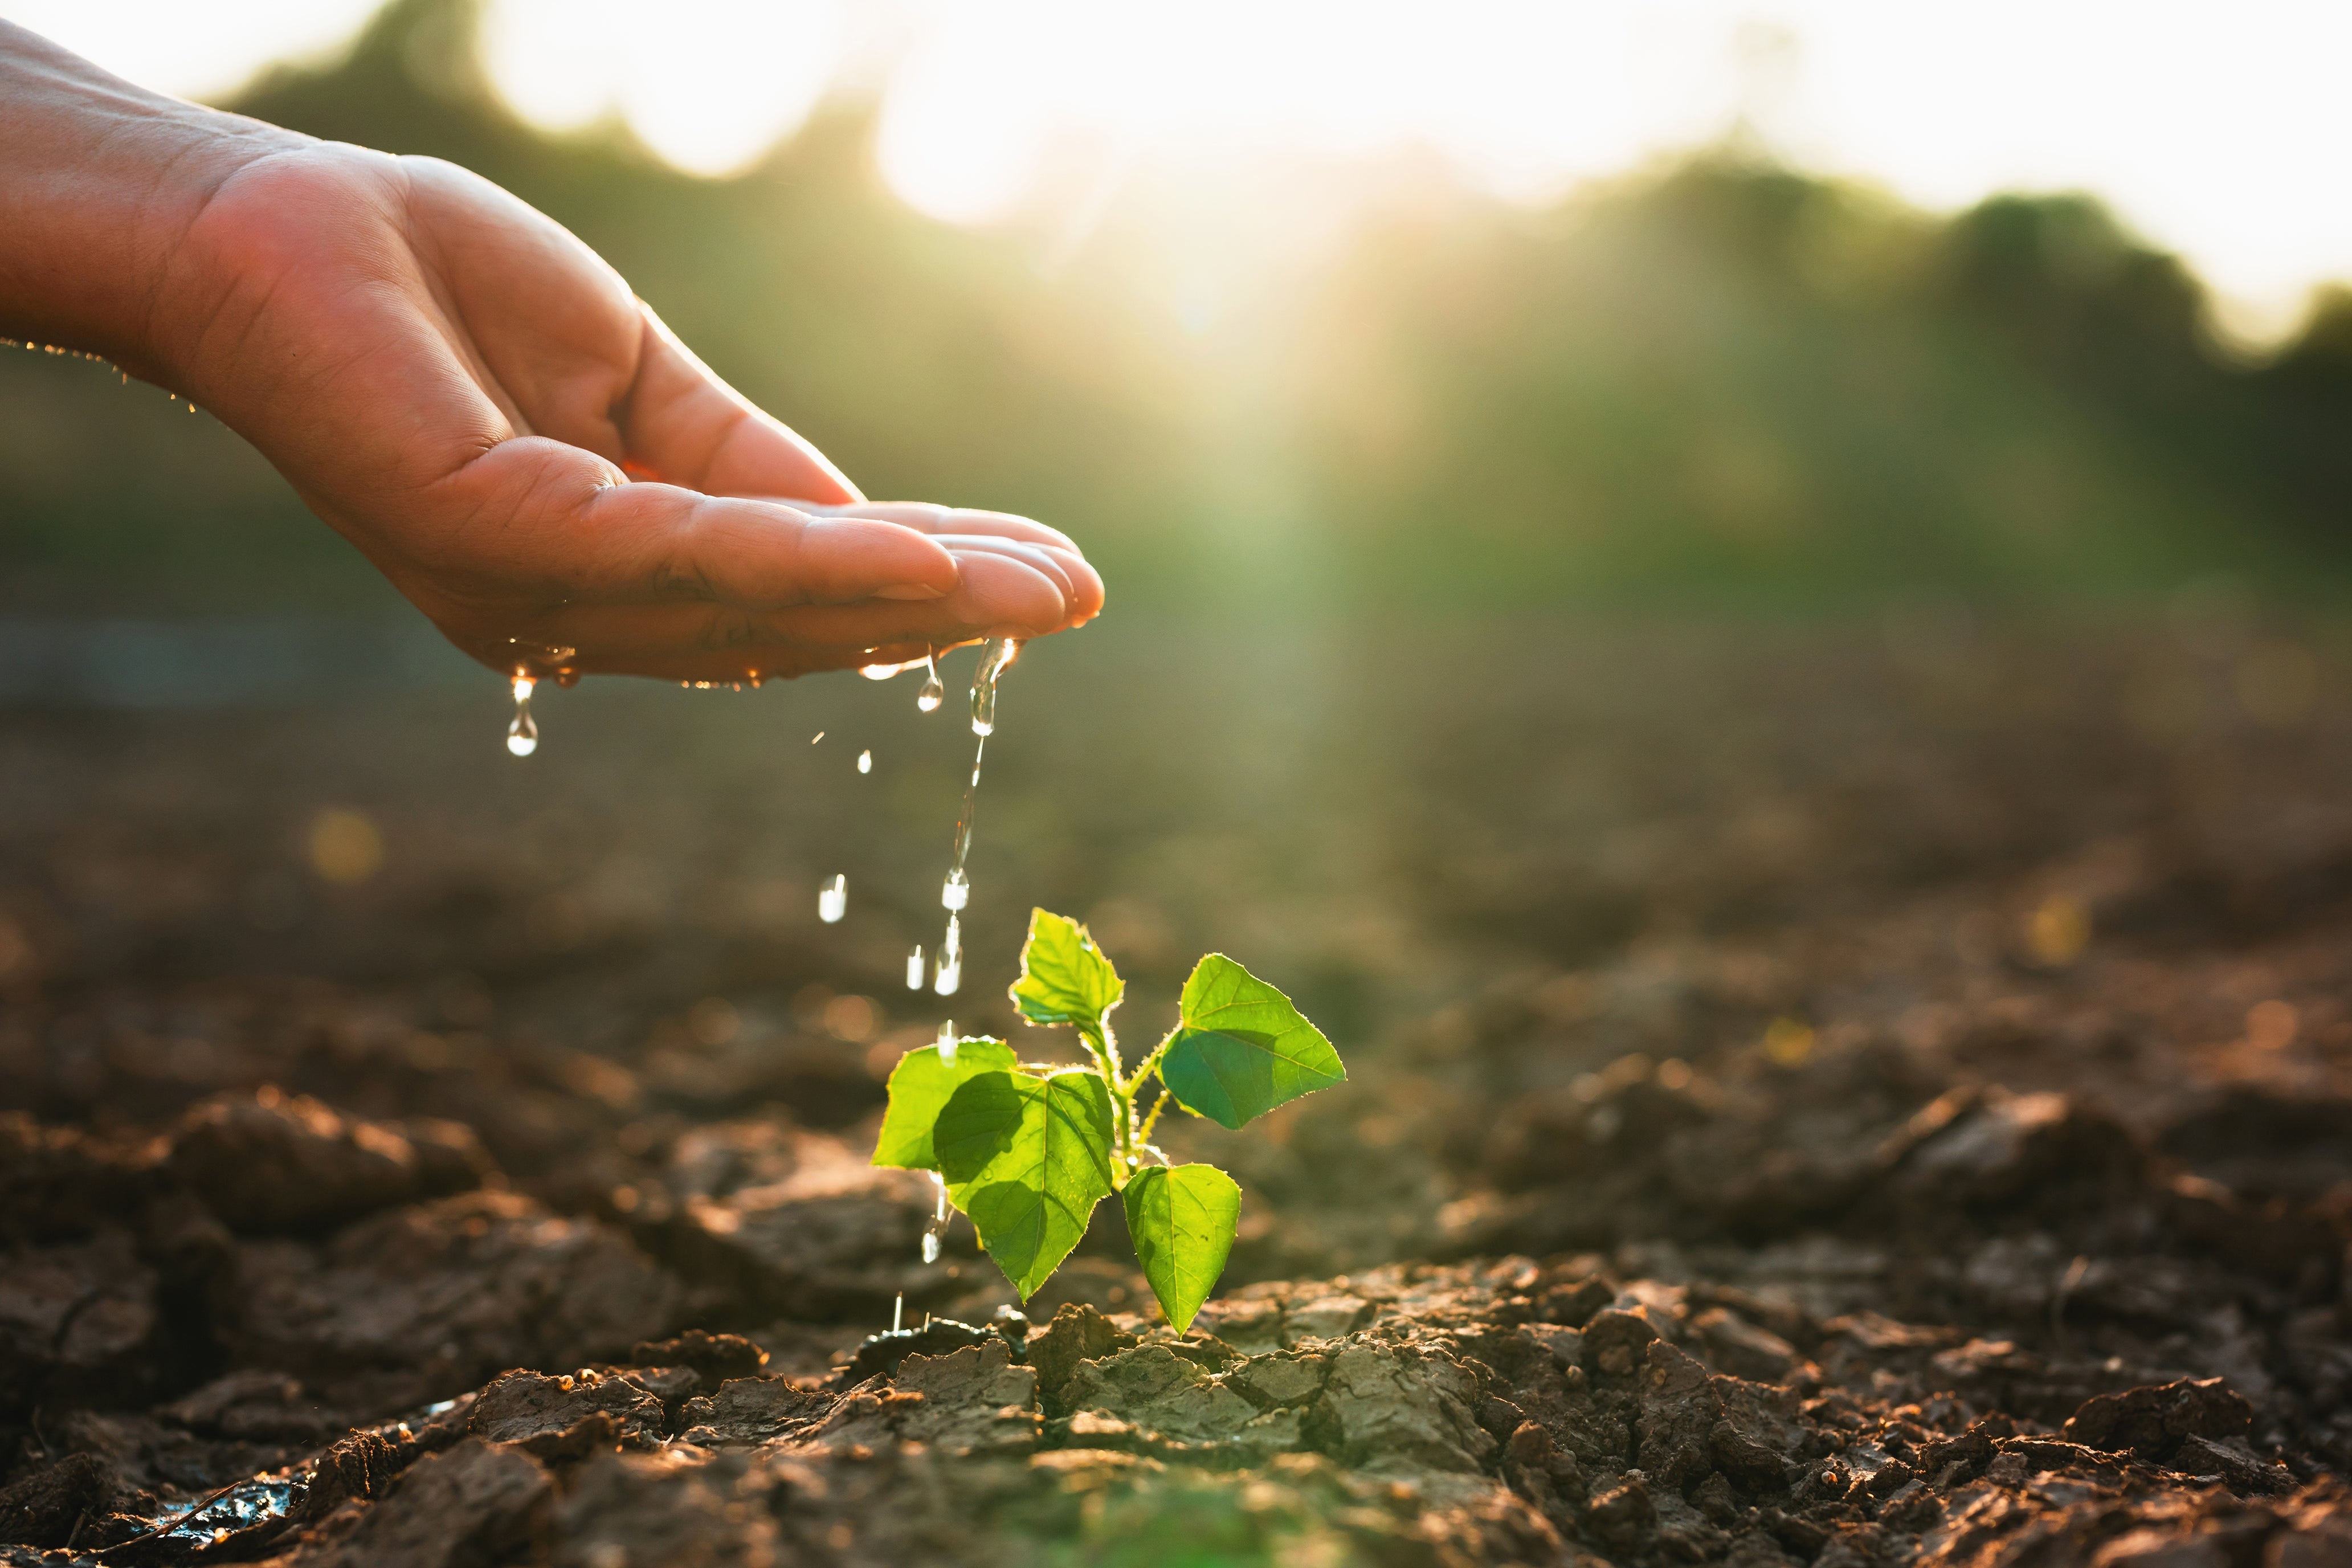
[1122,1163,1240,1334]
[934,1068,1117,1298]
[1008,908,1124,1032]
[1159,954,1346,1130]
[870,1038,1018,1171]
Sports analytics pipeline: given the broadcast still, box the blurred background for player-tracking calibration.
[7,0,2352,615]
[5,0,2352,1217]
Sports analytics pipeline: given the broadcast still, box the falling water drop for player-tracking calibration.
[858,749,872,775]
[970,637,1017,737]
[933,916,962,995]
[506,676,538,757]
[892,1292,904,1333]
[921,1173,948,1264]
[916,650,944,713]
[905,945,925,990]
[941,868,969,911]
[936,1019,957,1065]
[818,874,847,923]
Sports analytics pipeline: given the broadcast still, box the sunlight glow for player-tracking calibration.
[482,0,844,176]
[24,0,2352,329]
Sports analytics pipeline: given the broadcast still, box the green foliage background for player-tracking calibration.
[5,0,2349,615]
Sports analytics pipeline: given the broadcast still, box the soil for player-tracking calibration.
[2,619,2350,1567]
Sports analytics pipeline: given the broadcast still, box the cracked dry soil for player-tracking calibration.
[2,624,2351,1567]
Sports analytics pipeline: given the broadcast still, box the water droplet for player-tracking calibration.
[507,675,538,757]
[937,1020,958,1065]
[969,636,1016,737]
[905,945,925,990]
[941,868,969,911]
[933,915,961,995]
[916,650,944,713]
[858,749,872,775]
[818,874,847,923]
[811,731,824,744]
[892,1292,904,1333]
[921,1172,949,1263]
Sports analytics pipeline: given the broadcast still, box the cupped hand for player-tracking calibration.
[149,143,1101,682]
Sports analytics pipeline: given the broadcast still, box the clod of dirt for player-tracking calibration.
[166,1089,491,1236]
[656,1124,943,1320]
[676,1377,834,1447]
[881,1340,1042,1454]
[291,1431,403,1525]
[0,1454,130,1549]
[220,1190,683,1414]
[0,1116,153,1245]
[1304,1341,1496,1473]
[0,1229,161,1415]
[467,1369,665,1453]
[1061,1344,1267,1452]
[1022,1304,1133,1409]
[309,1438,549,1568]
[1692,1306,1798,1381]
[157,1370,330,1441]
[836,1317,1002,1387]
[1635,1340,1725,1487]
[1891,1088,2145,1210]
[2063,1378,2255,1457]
[1583,1306,1662,1375]
[628,1329,766,1385]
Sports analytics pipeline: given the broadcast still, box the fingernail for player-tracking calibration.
[875,583,949,601]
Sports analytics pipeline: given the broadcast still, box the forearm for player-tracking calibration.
[0,21,301,379]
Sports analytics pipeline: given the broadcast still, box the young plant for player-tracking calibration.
[871,908,1346,1332]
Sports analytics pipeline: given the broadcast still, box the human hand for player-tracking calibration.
[158,146,1102,683]
[0,24,1101,683]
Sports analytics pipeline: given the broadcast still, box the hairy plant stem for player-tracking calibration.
[1136,1088,1171,1154]
[1080,1019,1139,1182]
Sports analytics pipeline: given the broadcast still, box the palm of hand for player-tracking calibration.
[156,144,1097,681]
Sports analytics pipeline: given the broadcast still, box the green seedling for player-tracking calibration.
[872,908,1346,1332]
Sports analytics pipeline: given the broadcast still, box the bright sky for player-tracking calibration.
[16,0,2352,337]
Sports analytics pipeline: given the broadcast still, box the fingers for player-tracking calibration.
[931,534,1105,623]
[618,301,861,505]
[518,547,1077,674]
[561,639,948,687]
[798,501,1081,555]
[783,505,1101,619]
[417,436,957,609]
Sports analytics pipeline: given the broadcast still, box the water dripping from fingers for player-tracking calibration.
[917,650,945,713]
[970,637,1016,737]
[506,676,538,757]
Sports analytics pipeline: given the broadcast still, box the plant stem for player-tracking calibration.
[1136,1088,1170,1152]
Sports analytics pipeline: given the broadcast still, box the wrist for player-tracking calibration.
[0,22,304,383]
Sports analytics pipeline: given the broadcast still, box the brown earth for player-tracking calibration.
[1,618,2349,1567]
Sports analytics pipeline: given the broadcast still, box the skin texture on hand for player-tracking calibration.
[0,24,1102,683]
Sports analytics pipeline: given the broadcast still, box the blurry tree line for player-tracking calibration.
[3,0,2347,615]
